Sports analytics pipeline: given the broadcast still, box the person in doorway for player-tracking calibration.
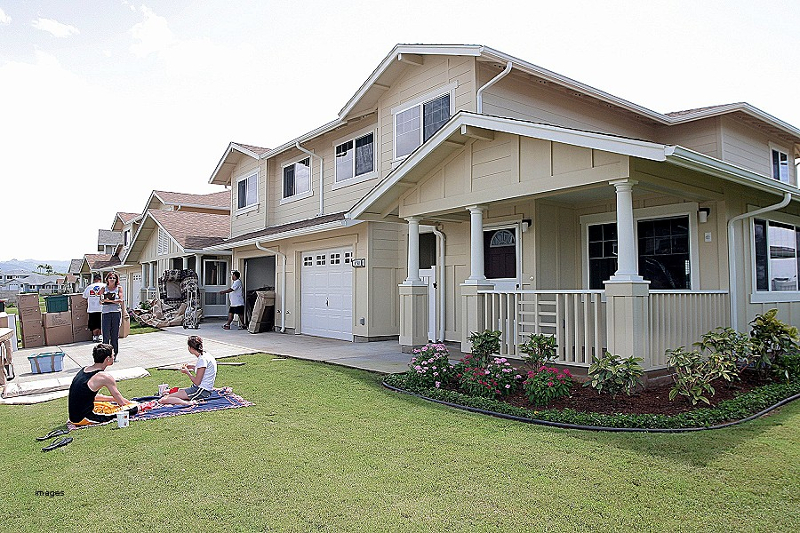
[68,343,137,425]
[99,272,124,360]
[159,336,217,406]
[219,270,245,330]
[82,273,105,341]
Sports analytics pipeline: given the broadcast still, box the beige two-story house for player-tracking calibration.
[209,44,800,371]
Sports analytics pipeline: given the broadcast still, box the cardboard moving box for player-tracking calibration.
[45,325,73,346]
[69,293,88,311]
[21,319,44,337]
[43,311,72,328]
[23,333,44,348]
[72,309,88,328]
[72,327,92,342]
[19,307,43,323]
[17,293,40,310]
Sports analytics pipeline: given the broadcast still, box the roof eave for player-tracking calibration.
[208,142,261,185]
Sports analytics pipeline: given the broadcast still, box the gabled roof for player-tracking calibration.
[208,142,270,186]
[98,229,123,246]
[205,212,348,250]
[349,111,799,221]
[147,190,231,211]
[84,254,121,270]
[123,210,231,263]
[68,259,84,274]
[117,212,141,224]
[248,44,800,166]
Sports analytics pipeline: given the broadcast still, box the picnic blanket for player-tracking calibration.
[67,389,253,429]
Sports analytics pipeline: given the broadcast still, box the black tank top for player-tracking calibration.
[68,368,102,422]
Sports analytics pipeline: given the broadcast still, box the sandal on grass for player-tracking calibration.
[42,437,73,452]
[36,428,69,441]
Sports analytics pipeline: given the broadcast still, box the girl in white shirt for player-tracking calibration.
[159,336,217,406]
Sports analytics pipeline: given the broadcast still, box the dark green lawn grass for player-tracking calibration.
[2,354,798,532]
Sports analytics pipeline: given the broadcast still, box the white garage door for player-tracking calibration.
[301,248,353,341]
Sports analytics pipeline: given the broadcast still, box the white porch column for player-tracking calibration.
[399,216,428,349]
[466,205,487,283]
[404,217,422,284]
[609,179,643,282]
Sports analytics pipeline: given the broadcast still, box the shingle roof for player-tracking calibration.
[98,229,123,246]
[220,212,346,247]
[153,190,231,209]
[235,143,271,155]
[117,212,141,224]
[68,258,84,274]
[85,254,122,269]
[665,103,746,117]
[149,210,231,250]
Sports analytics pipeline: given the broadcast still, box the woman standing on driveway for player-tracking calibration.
[99,272,124,360]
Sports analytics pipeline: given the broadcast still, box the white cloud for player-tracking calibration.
[0,8,11,25]
[129,5,176,57]
[32,18,79,37]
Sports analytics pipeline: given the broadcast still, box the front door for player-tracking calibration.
[484,227,520,290]
[202,259,228,317]
[131,273,142,308]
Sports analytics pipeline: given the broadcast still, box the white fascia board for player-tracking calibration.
[666,146,800,198]
[337,44,483,119]
[349,112,669,219]
[666,103,800,139]
[208,142,261,185]
[203,219,360,252]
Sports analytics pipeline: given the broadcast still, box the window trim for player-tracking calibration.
[235,170,259,213]
[482,221,523,287]
[332,125,378,189]
[580,202,700,290]
[749,210,800,303]
[769,144,791,183]
[391,82,457,161]
[280,156,313,205]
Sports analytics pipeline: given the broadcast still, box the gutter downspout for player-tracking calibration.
[255,242,287,333]
[295,141,324,216]
[476,61,513,114]
[432,227,446,342]
[727,192,792,331]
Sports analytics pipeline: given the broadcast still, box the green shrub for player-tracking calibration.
[667,347,738,406]
[519,333,557,367]
[406,343,452,389]
[524,366,573,406]
[749,308,800,374]
[695,327,751,376]
[584,351,643,397]
[773,349,800,383]
[467,330,501,367]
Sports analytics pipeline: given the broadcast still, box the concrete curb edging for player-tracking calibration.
[382,379,800,433]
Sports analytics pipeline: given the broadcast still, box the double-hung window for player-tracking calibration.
[394,92,451,159]
[754,219,799,292]
[282,157,311,199]
[771,148,790,183]
[237,171,258,210]
[335,132,375,183]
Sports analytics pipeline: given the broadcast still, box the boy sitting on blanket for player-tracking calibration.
[68,344,138,426]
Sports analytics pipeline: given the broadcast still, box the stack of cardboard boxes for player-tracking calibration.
[43,308,74,346]
[18,294,45,348]
[70,294,92,342]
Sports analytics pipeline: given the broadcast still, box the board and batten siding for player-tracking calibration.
[376,55,476,178]
[230,157,267,239]
[367,222,403,337]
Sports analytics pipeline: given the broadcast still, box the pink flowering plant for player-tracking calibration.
[406,343,453,389]
[455,355,523,398]
[523,366,574,406]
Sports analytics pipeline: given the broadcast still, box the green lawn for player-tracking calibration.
[2,354,798,532]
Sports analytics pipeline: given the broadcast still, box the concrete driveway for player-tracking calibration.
[8,318,410,390]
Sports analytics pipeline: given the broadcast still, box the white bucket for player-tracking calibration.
[116,410,129,428]
[158,384,169,396]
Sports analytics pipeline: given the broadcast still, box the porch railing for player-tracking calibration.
[479,289,730,369]
[480,290,606,366]
[648,290,730,368]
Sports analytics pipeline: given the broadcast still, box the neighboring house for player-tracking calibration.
[97,229,124,254]
[68,258,90,290]
[206,43,800,372]
[19,273,61,294]
[0,269,29,289]
[119,190,231,313]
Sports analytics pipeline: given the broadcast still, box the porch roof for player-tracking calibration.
[203,212,350,251]
[349,112,799,222]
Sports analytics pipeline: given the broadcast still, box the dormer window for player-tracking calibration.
[237,171,258,210]
[393,90,453,159]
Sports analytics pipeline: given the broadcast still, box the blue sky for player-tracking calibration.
[0,0,798,261]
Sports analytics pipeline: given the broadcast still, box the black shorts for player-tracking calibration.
[88,312,102,331]
[229,306,245,315]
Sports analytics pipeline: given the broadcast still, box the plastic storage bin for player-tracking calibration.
[28,351,65,374]
[45,295,69,313]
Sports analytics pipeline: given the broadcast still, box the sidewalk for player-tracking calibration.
[7,319,410,393]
